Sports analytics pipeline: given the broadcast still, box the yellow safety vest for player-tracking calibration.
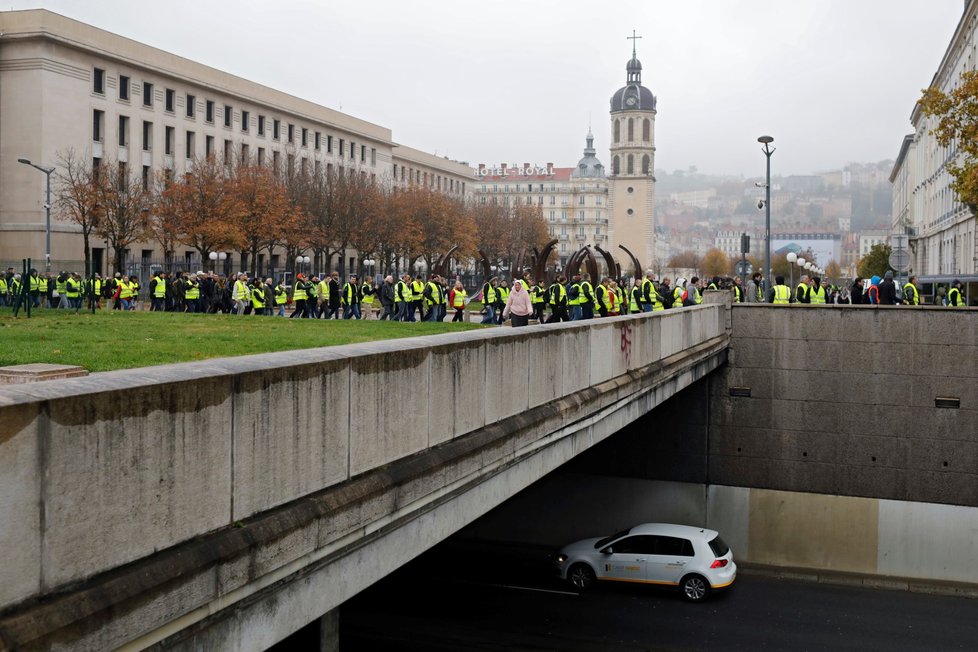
[484,284,497,305]
[452,287,467,308]
[411,280,424,301]
[275,285,288,304]
[772,285,790,304]
[292,281,307,301]
[361,283,373,305]
[251,285,265,308]
[120,280,134,299]
[810,286,826,304]
[395,280,409,303]
[569,283,583,306]
[153,277,166,298]
[903,283,919,306]
[549,283,566,306]
[185,280,200,300]
[66,278,80,298]
[947,287,963,307]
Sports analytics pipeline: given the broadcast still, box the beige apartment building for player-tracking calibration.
[0,9,472,275]
[473,132,609,267]
[890,0,977,277]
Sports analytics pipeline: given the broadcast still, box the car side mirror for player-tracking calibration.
[601,547,613,555]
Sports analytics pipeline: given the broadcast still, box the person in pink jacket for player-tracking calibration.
[502,279,533,327]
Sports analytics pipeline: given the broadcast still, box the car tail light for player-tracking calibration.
[710,559,728,569]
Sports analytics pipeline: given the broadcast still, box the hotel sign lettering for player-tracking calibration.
[476,163,555,178]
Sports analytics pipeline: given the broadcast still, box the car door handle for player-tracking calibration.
[636,558,646,562]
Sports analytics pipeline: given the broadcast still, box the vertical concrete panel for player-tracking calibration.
[232,361,351,521]
[0,404,42,609]
[877,499,978,583]
[706,485,750,561]
[484,336,530,422]
[428,341,487,445]
[560,326,591,395]
[659,312,683,359]
[349,349,430,476]
[528,331,563,409]
[747,488,879,573]
[42,377,234,587]
[588,322,615,385]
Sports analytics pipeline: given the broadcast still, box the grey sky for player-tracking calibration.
[8,0,965,176]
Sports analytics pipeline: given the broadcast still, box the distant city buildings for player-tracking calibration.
[890,0,977,276]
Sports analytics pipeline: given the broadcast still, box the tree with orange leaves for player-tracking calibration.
[94,157,151,274]
[233,164,294,277]
[149,169,184,272]
[165,156,245,270]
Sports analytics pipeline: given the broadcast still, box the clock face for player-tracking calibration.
[625,96,637,107]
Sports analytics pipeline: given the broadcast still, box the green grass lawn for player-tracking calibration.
[0,309,484,372]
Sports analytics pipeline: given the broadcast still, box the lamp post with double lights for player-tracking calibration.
[208,251,227,274]
[757,136,775,293]
[17,157,55,273]
[296,255,310,278]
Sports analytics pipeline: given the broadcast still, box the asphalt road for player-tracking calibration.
[336,542,978,652]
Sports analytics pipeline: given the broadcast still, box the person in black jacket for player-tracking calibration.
[379,275,396,320]
[327,271,341,319]
[850,277,865,304]
[878,270,898,305]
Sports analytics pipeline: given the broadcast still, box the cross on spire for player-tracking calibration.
[627,30,642,58]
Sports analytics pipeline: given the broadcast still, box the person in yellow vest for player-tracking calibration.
[38,274,49,309]
[118,274,135,310]
[594,277,613,317]
[184,273,201,313]
[688,277,703,306]
[630,279,642,313]
[65,272,82,309]
[672,278,686,309]
[614,280,626,314]
[0,274,7,308]
[902,276,920,306]
[579,273,595,320]
[232,273,251,315]
[273,280,288,316]
[795,275,812,304]
[568,274,584,321]
[314,274,330,319]
[394,273,413,322]
[546,275,569,323]
[361,277,375,319]
[732,276,745,303]
[28,269,42,308]
[411,276,425,321]
[809,276,827,304]
[341,275,361,319]
[607,280,621,316]
[640,270,657,312]
[529,278,546,322]
[150,272,167,311]
[480,277,498,324]
[450,280,467,322]
[305,275,320,318]
[947,279,965,307]
[249,278,265,315]
[495,279,510,324]
[128,275,141,310]
[769,275,791,304]
[290,274,308,319]
[422,274,441,322]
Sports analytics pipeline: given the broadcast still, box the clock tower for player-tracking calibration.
[608,35,657,270]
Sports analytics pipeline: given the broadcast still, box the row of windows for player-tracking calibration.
[477,183,605,193]
[391,163,465,194]
[612,154,652,176]
[546,226,603,237]
[92,109,378,169]
[92,68,376,163]
[613,117,652,144]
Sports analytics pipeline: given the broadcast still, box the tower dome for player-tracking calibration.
[571,131,605,178]
[610,47,656,113]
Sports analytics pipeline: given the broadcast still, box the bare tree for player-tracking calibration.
[55,149,103,275]
[95,158,151,274]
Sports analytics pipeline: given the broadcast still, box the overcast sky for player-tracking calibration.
[8,0,966,176]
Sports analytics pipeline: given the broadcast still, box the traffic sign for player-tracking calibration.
[734,260,753,276]
[888,249,911,272]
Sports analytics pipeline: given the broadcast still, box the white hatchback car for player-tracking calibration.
[554,523,736,601]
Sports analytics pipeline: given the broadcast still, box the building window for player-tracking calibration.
[165,88,175,113]
[224,105,232,128]
[164,126,174,155]
[224,139,232,163]
[118,115,129,147]
[93,110,104,142]
[371,147,376,166]
[273,119,281,140]
[205,135,214,157]
[143,82,153,107]
[643,118,651,141]
[327,135,333,153]
[288,123,295,143]
[642,154,650,175]
[627,154,634,174]
[258,115,265,136]
[612,155,620,175]
[142,121,152,151]
[241,110,250,132]
[613,119,620,143]
[338,138,344,157]
[350,142,356,160]
[185,94,195,118]
[119,75,130,101]
[272,150,280,175]
[205,100,215,123]
[185,131,195,159]
[361,145,366,162]
[301,127,308,147]
[93,68,105,94]
[627,117,634,141]
[142,165,150,191]
[315,131,321,150]
[241,143,249,164]
[257,147,265,166]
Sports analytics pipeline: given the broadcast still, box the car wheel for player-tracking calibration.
[568,563,596,590]
[681,574,711,602]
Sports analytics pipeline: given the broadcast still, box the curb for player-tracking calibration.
[737,562,978,599]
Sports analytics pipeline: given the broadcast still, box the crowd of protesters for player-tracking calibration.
[2,265,968,322]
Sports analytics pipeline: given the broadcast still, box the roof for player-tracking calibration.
[610,84,657,113]
[629,523,719,540]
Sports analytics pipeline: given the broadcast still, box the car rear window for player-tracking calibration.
[708,535,729,557]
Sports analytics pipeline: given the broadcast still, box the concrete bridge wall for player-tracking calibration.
[0,305,726,650]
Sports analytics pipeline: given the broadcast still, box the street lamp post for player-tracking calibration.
[18,157,55,273]
[787,252,797,290]
[363,258,376,283]
[757,136,775,293]
[296,255,310,277]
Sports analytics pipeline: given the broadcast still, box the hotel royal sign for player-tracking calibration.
[476,163,556,178]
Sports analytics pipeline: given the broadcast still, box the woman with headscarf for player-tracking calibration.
[502,279,533,327]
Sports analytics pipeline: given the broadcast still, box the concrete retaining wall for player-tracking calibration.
[711,304,978,506]
[0,306,724,612]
